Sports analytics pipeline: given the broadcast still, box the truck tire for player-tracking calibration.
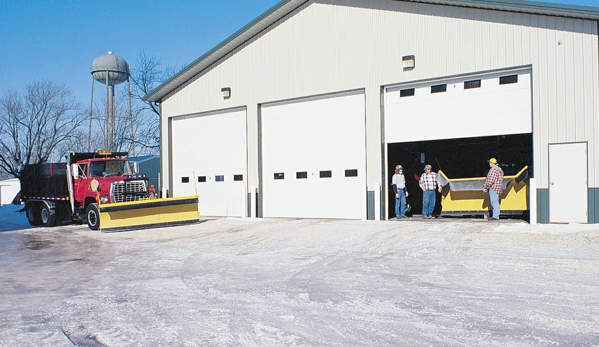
[40,204,56,227]
[26,203,41,226]
[86,203,100,231]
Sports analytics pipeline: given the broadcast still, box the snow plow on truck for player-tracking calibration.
[19,151,200,232]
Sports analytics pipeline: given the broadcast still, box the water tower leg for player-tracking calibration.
[88,76,95,151]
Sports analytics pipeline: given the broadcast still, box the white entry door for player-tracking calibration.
[549,142,588,223]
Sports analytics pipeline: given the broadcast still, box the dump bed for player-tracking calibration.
[19,163,68,199]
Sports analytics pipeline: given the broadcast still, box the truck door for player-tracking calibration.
[73,163,90,205]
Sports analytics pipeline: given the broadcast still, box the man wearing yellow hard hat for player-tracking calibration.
[483,158,504,221]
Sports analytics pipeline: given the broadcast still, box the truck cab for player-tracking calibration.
[72,157,153,206]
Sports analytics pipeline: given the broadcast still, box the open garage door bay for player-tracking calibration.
[261,91,366,219]
[171,108,248,217]
[384,70,533,217]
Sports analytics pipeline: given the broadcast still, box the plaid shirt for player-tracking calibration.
[484,166,504,193]
[419,172,441,190]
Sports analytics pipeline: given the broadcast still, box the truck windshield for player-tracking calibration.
[89,160,132,177]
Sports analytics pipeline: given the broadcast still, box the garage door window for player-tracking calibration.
[464,79,481,89]
[431,84,447,93]
[345,169,358,177]
[182,177,190,183]
[500,75,518,85]
[400,88,415,97]
[274,172,284,180]
[215,175,224,182]
[320,170,332,178]
[296,171,308,179]
[198,176,207,182]
[234,174,243,181]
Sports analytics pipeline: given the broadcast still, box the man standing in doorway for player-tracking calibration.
[392,165,409,219]
[419,164,442,219]
[483,158,504,221]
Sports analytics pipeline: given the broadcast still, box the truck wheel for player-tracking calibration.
[26,204,41,226]
[86,203,100,231]
[40,204,56,227]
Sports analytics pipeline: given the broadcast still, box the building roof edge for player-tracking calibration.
[143,0,599,103]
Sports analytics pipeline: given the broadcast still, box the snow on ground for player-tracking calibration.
[0,204,31,232]
[0,204,598,346]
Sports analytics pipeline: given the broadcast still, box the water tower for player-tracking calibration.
[89,51,131,151]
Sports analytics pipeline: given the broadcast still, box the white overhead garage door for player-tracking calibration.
[385,69,532,143]
[171,108,247,217]
[261,90,366,219]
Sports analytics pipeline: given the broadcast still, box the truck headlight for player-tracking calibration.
[100,196,109,204]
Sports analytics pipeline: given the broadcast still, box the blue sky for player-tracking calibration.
[1,0,597,105]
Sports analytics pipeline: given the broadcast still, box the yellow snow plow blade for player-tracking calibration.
[98,196,200,233]
[437,166,529,216]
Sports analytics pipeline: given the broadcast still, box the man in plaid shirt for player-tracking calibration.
[483,158,504,221]
[419,164,442,218]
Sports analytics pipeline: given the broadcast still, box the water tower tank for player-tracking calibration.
[91,51,130,85]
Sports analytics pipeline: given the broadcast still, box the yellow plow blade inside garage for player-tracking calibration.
[98,196,200,233]
[437,166,529,216]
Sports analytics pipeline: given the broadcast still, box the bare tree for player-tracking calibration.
[129,52,177,154]
[0,81,85,177]
[88,97,142,155]
[87,90,152,156]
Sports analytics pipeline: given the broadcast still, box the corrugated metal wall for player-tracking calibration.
[160,0,598,205]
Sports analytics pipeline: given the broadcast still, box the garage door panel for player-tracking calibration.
[171,108,247,217]
[385,70,532,143]
[263,140,363,169]
[264,174,364,219]
[196,184,246,217]
[261,91,366,219]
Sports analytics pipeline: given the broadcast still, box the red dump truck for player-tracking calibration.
[19,151,199,232]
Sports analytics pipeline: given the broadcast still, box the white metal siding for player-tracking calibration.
[160,0,598,204]
[260,91,366,219]
[170,109,248,217]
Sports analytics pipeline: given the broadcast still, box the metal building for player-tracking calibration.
[0,178,20,206]
[128,155,161,191]
[144,0,599,223]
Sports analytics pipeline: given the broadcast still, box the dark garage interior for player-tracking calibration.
[386,133,533,218]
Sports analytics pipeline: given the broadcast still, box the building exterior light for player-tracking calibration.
[402,55,415,70]
[221,87,231,99]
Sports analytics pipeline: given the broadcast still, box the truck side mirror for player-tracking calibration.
[72,164,79,179]
[132,162,139,174]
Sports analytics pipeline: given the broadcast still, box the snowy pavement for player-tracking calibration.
[0,204,598,346]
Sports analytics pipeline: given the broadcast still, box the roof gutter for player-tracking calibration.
[415,0,599,20]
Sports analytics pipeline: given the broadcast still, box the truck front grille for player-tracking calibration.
[112,180,147,203]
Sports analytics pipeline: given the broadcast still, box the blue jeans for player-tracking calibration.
[422,190,436,217]
[394,189,406,217]
[489,188,500,218]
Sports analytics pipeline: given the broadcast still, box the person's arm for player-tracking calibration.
[483,170,496,192]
